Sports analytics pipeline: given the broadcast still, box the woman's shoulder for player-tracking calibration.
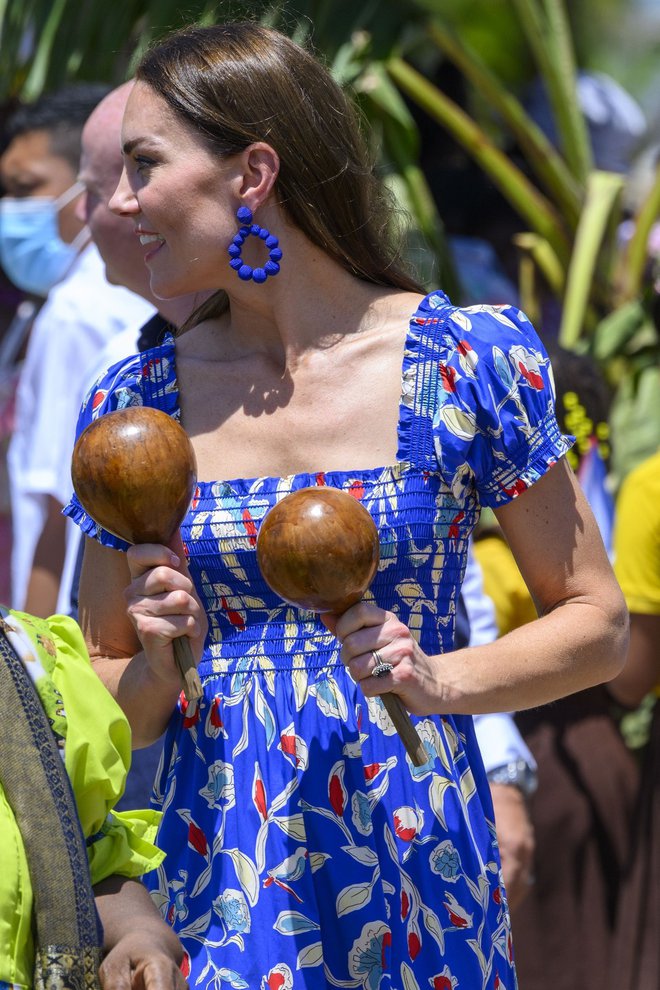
[412,292,554,402]
[415,291,539,348]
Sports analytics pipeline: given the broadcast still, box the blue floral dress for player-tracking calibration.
[65,291,571,990]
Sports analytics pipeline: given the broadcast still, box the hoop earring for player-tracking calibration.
[228,206,283,283]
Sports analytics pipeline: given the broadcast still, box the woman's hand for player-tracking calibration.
[124,531,208,689]
[322,602,445,716]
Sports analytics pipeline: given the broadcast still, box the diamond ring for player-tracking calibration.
[372,651,394,679]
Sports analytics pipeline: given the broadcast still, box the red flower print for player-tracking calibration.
[443,899,469,928]
[267,974,286,990]
[448,510,465,539]
[363,762,383,782]
[439,363,458,392]
[181,697,200,729]
[393,807,418,842]
[349,481,365,500]
[91,389,107,413]
[187,820,208,857]
[329,771,346,817]
[280,731,305,768]
[502,478,528,498]
[141,357,162,379]
[401,890,410,920]
[179,951,191,980]
[242,509,258,546]
[493,886,502,905]
[191,485,201,510]
[253,764,268,821]
[408,931,421,960]
[220,596,245,631]
[315,472,326,486]
[280,733,296,757]
[381,931,392,968]
[209,697,224,729]
[517,360,544,390]
[433,976,452,990]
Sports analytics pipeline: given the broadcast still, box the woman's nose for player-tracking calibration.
[109,168,138,216]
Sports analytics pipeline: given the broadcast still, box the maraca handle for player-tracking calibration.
[380,694,427,767]
[173,637,204,702]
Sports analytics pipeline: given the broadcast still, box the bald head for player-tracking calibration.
[76,81,201,324]
[76,81,150,296]
[83,80,134,162]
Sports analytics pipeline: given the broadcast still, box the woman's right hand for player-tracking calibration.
[124,533,207,689]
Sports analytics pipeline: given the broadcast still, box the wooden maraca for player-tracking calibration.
[71,406,203,701]
[256,487,427,766]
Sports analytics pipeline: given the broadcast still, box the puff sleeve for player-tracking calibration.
[430,299,573,507]
[63,334,179,551]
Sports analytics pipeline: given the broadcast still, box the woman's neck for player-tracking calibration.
[196,239,418,370]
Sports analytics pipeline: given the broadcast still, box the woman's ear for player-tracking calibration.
[239,142,280,209]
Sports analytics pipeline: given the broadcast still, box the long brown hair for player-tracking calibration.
[136,22,424,325]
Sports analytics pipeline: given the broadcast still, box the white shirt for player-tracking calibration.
[8,243,154,612]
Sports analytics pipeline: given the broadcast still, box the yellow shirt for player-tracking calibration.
[472,532,537,637]
[613,449,660,616]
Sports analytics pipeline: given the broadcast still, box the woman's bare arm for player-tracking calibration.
[329,459,629,715]
[78,538,194,746]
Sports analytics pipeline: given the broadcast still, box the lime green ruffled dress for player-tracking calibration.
[0,608,163,990]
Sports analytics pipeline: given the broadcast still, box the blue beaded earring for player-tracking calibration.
[228,206,283,283]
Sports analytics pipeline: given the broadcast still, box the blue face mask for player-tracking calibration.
[0,182,90,296]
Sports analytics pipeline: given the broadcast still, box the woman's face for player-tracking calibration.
[110,81,238,299]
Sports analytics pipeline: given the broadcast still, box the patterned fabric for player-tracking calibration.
[65,291,571,990]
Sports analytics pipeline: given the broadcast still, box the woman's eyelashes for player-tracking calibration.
[134,155,156,174]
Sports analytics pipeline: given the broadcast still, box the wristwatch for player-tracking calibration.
[486,759,538,800]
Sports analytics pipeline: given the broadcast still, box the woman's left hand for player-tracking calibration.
[321,602,444,716]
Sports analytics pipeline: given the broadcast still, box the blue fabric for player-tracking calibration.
[65,292,571,990]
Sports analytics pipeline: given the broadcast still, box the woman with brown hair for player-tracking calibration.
[65,23,626,989]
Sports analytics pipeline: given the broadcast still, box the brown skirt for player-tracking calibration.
[510,686,640,990]
[610,702,659,990]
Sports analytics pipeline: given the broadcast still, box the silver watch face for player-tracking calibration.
[487,760,538,798]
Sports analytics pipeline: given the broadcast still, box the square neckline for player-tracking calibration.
[166,289,449,493]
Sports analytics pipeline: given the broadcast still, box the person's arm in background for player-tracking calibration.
[607,452,660,709]
[608,613,659,708]
[463,544,536,909]
[23,494,66,616]
[94,875,185,990]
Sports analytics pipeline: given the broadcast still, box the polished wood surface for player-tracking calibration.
[256,486,427,765]
[71,406,202,701]
[256,486,380,614]
[71,406,197,545]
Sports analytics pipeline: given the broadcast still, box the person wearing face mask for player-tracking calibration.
[0,83,155,618]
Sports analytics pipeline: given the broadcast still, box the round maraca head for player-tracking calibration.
[256,486,380,613]
[71,406,197,544]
